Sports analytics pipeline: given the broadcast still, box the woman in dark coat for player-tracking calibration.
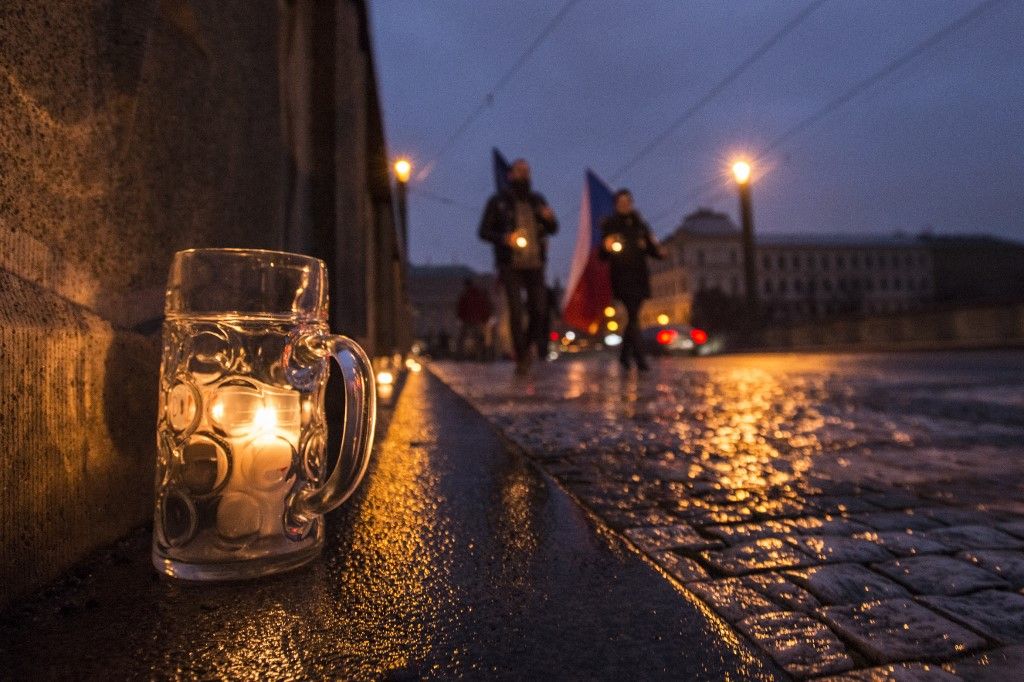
[599,189,664,370]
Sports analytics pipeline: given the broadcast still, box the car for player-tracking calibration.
[641,324,712,356]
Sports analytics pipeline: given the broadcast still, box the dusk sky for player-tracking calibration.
[370,0,1024,284]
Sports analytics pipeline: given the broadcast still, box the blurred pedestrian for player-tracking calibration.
[456,277,492,360]
[478,158,558,374]
[599,189,664,370]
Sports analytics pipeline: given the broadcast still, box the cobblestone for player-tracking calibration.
[948,643,1024,680]
[851,531,950,557]
[787,564,910,605]
[651,550,709,582]
[920,590,1024,645]
[874,556,1009,595]
[787,535,894,564]
[431,354,1024,679]
[959,549,1024,588]
[701,537,815,575]
[817,663,960,680]
[924,525,1024,551]
[624,523,721,553]
[737,610,854,678]
[688,579,778,623]
[820,598,985,663]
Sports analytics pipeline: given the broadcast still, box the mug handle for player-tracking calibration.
[287,333,376,534]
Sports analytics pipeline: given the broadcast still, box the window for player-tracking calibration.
[880,278,888,291]
[823,280,833,292]
[764,279,773,295]
[894,278,902,291]
[794,279,804,293]
[865,254,874,268]
[780,279,788,294]
[821,254,830,270]
[839,278,847,292]
[904,254,913,266]
[762,254,772,270]
[865,279,873,292]
[730,276,738,294]
[792,254,800,269]
[837,255,845,269]
[778,254,786,270]
[852,254,860,268]
[697,250,705,266]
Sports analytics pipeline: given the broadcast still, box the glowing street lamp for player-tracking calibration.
[604,306,616,318]
[393,158,412,184]
[656,313,670,326]
[393,158,412,258]
[607,320,619,332]
[731,160,751,185]
[732,159,757,308]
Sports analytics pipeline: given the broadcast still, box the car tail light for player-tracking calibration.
[656,329,677,345]
[690,328,708,345]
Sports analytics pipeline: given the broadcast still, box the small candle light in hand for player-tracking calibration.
[515,236,528,249]
[611,240,623,253]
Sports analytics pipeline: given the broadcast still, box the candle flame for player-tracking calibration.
[253,406,277,433]
[611,240,623,252]
[515,236,528,248]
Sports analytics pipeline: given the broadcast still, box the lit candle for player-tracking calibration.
[611,240,623,253]
[515,235,528,249]
[208,382,300,542]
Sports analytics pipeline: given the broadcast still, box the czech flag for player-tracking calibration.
[563,170,614,331]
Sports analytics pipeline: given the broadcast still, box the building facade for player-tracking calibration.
[646,209,935,326]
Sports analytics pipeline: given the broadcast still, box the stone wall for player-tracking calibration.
[0,0,403,606]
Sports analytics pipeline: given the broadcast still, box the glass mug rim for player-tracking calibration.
[166,248,329,322]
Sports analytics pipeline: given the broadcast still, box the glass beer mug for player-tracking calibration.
[153,248,375,580]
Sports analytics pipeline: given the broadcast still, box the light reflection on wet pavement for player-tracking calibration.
[0,372,777,680]
[433,351,1024,679]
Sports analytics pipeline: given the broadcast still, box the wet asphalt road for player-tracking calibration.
[0,372,777,680]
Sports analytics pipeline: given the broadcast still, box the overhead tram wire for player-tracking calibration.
[609,0,830,182]
[415,0,582,180]
[409,187,479,215]
[648,0,1008,229]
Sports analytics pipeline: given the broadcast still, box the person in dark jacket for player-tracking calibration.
[478,158,558,374]
[456,277,493,360]
[599,189,664,370]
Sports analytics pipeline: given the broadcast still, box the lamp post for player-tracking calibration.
[732,160,757,309]
[393,158,412,256]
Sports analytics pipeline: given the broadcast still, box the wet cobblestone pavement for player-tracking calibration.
[433,351,1024,679]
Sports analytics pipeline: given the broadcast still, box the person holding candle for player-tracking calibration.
[600,188,665,371]
[478,158,558,375]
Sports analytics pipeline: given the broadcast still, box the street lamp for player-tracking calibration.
[393,158,412,256]
[732,160,757,309]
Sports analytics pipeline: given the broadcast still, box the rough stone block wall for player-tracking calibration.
[0,1,285,606]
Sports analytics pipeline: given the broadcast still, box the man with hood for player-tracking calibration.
[478,158,558,374]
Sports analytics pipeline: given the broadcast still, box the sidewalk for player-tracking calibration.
[0,372,776,680]
[431,353,1024,680]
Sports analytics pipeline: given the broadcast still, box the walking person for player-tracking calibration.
[455,277,492,360]
[478,158,558,374]
[599,189,664,371]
